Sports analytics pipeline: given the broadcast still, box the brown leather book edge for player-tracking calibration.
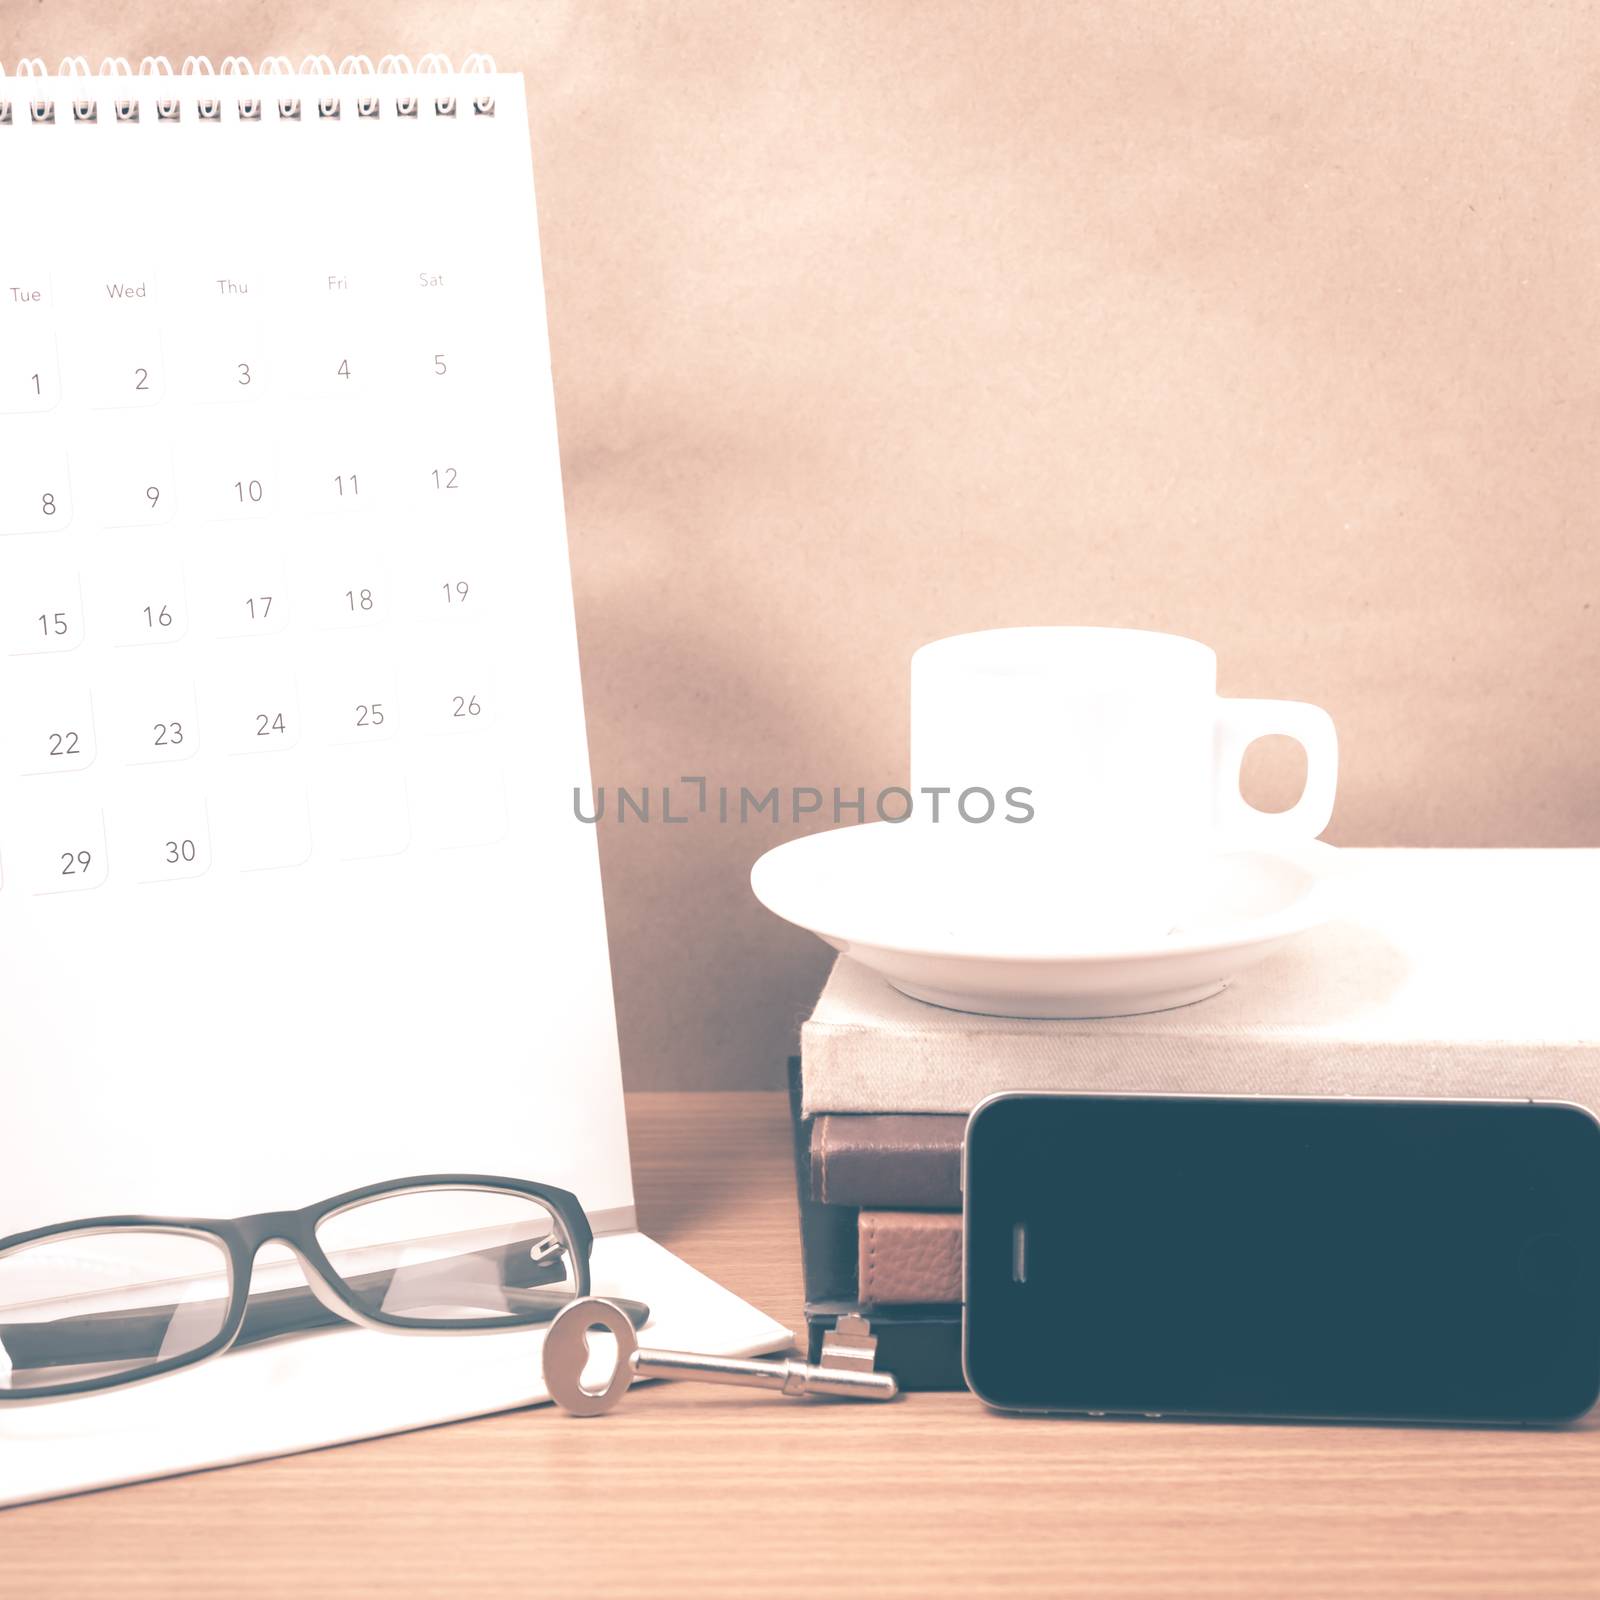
[811,1113,966,1208]
[858,1209,963,1307]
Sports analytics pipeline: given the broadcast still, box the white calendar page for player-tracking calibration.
[0,72,636,1235]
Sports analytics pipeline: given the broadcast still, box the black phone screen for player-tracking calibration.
[963,1095,1600,1423]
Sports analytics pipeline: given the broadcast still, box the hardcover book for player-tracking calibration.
[859,1210,963,1306]
[799,850,1600,1115]
[789,1066,964,1387]
[809,1114,965,1209]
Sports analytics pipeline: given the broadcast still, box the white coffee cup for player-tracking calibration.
[908,626,1337,946]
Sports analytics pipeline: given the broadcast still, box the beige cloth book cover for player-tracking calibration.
[800,850,1600,1116]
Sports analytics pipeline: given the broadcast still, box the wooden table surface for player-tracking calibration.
[9,1092,1600,1598]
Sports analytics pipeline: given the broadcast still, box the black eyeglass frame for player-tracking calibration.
[0,1174,598,1404]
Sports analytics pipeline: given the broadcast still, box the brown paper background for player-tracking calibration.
[8,3,1597,1087]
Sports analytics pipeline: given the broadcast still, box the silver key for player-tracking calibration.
[542,1296,900,1415]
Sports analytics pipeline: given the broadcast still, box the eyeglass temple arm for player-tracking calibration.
[0,1241,643,1372]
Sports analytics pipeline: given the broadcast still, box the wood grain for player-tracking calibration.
[7,1092,1600,1598]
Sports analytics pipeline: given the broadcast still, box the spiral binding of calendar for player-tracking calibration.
[0,52,499,127]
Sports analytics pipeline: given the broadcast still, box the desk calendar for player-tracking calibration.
[0,56,787,1506]
[0,58,636,1235]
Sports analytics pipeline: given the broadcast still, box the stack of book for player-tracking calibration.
[789,1052,967,1388]
[788,848,1600,1389]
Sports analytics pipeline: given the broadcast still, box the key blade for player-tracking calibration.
[818,1312,881,1374]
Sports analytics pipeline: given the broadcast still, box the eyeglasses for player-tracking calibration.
[0,1174,648,1402]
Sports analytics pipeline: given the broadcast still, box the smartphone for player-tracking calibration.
[962,1092,1600,1425]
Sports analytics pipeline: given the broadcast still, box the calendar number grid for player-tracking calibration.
[0,260,517,898]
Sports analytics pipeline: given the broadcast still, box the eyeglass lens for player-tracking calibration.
[0,1230,232,1392]
[313,1188,578,1322]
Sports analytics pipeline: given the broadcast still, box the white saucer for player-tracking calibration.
[750,824,1343,1019]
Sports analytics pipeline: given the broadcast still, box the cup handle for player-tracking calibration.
[1213,698,1338,846]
